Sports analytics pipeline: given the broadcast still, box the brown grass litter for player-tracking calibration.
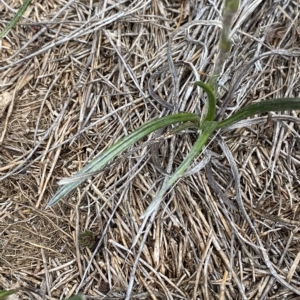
[1,0,300,299]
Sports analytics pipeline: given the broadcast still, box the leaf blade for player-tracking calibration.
[217,98,300,129]
[47,113,200,207]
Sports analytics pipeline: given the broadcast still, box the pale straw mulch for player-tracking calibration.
[1,0,300,299]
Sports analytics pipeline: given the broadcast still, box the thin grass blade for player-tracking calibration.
[0,0,32,39]
[141,120,217,219]
[47,113,200,207]
[64,295,86,300]
[194,81,216,122]
[217,98,300,129]
[0,290,18,299]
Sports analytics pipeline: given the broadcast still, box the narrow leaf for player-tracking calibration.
[64,295,85,300]
[217,98,300,129]
[0,290,18,299]
[194,81,216,122]
[0,0,32,39]
[47,113,200,207]
[141,121,217,218]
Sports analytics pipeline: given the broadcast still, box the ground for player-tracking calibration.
[1,0,300,299]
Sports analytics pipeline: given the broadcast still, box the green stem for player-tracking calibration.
[209,0,239,91]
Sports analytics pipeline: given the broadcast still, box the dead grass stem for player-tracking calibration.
[1,0,300,299]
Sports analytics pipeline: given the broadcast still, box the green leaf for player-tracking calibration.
[141,120,217,218]
[217,97,300,129]
[194,81,216,122]
[64,295,85,300]
[47,113,200,207]
[0,289,18,299]
[0,0,32,39]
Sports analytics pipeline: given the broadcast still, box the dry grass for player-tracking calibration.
[1,0,300,299]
